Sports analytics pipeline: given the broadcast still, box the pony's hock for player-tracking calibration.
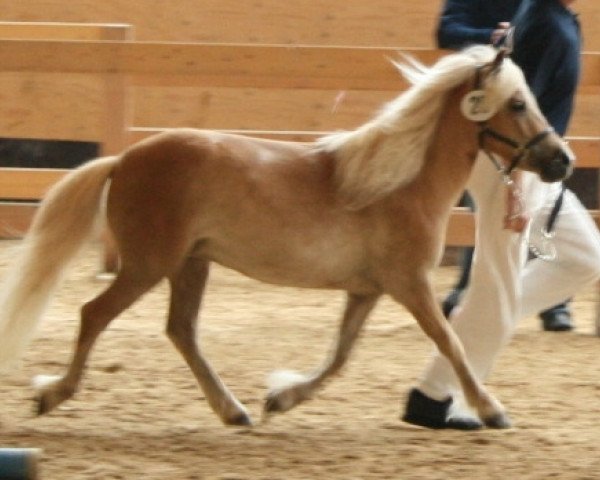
[0,46,572,428]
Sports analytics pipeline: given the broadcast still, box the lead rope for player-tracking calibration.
[527,183,565,261]
[477,131,527,228]
[478,125,560,261]
[504,174,527,227]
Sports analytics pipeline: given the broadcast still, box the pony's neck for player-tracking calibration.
[415,85,480,213]
[322,70,454,209]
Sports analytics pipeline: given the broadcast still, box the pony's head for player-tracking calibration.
[318,45,573,210]
[460,48,574,182]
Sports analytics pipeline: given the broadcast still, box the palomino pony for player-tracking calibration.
[0,45,572,428]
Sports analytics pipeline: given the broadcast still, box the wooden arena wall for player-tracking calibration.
[0,1,598,139]
[0,1,598,247]
[0,35,597,244]
[0,0,598,49]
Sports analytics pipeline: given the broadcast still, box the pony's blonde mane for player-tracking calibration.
[317,45,526,209]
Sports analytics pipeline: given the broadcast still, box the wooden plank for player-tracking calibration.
[0,0,441,48]
[573,89,600,137]
[0,1,441,48]
[0,40,596,90]
[445,209,600,247]
[445,208,476,247]
[0,203,38,238]
[569,137,600,168]
[0,168,68,200]
[0,0,597,51]
[0,22,131,40]
[0,73,109,141]
[581,54,600,91]
[98,27,134,156]
[0,40,423,90]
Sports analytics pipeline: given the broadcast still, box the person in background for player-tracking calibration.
[437,0,574,332]
[436,0,520,49]
[402,0,600,430]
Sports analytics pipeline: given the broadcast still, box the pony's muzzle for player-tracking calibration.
[535,144,574,183]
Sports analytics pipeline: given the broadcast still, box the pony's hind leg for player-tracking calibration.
[264,293,379,415]
[35,269,161,415]
[390,276,510,429]
[166,255,252,426]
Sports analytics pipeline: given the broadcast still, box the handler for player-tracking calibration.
[437,0,575,332]
[403,0,600,429]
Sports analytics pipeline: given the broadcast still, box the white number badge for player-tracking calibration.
[460,89,494,122]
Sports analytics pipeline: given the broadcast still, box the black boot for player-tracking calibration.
[540,302,573,332]
[402,388,483,430]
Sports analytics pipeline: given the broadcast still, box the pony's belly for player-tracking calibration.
[199,239,373,292]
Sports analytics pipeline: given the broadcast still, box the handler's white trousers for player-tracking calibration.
[417,155,600,402]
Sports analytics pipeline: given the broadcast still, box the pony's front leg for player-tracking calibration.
[392,277,510,428]
[264,293,379,415]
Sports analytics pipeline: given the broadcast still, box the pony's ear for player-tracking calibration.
[480,48,506,81]
[491,49,506,71]
[489,26,515,72]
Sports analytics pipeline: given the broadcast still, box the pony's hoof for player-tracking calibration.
[36,391,67,416]
[264,393,287,414]
[264,371,313,414]
[483,412,512,429]
[264,390,303,414]
[224,412,253,427]
[32,374,65,416]
[445,416,484,430]
[35,395,52,416]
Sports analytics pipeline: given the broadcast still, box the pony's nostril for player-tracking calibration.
[560,151,571,166]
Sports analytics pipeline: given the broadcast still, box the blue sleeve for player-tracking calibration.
[436,0,494,49]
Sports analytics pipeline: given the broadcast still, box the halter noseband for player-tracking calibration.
[478,124,554,180]
[471,65,553,183]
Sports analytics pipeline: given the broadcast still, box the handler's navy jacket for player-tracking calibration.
[511,0,581,136]
[436,0,522,49]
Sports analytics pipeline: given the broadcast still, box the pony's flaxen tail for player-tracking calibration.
[0,156,118,371]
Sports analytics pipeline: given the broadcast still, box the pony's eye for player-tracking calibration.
[510,100,526,113]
